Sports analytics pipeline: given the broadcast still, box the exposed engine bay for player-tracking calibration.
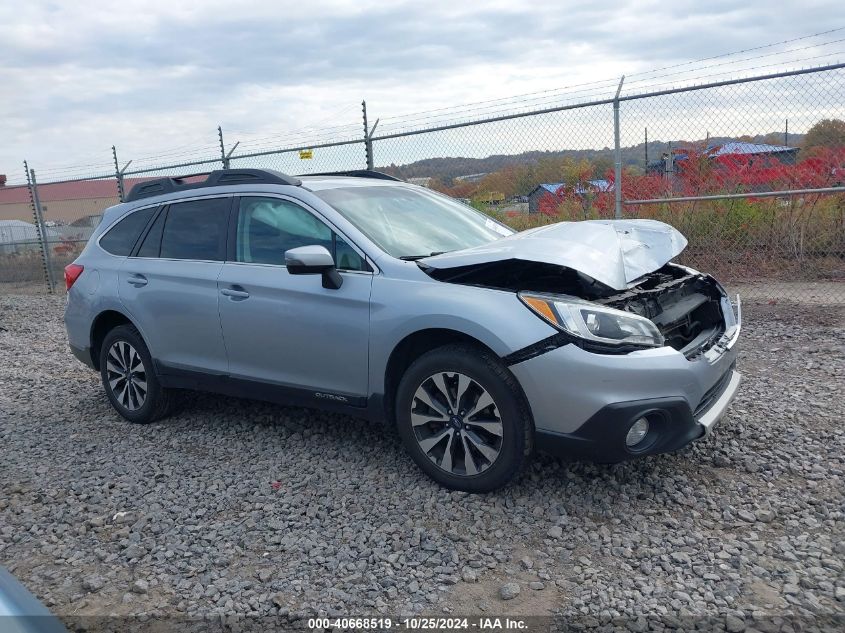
[593,265,726,354]
[423,260,726,355]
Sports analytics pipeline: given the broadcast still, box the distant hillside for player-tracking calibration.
[378,133,805,183]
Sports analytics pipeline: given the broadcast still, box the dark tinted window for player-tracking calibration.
[135,209,166,258]
[160,198,229,261]
[99,207,155,256]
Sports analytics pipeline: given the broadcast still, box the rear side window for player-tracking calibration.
[160,198,229,261]
[99,207,155,256]
[135,210,166,258]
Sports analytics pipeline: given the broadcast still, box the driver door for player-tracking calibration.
[216,195,373,401]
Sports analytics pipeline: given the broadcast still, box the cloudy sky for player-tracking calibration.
[2,0,843,182]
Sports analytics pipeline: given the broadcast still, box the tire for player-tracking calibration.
[99,324,174,424]
[395,344,533,493]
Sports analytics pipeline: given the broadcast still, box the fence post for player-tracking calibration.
[218,126,228,169]
[613,76,625,219]
[362,101,374,170]
[111,146,133,203]
[665,141,674,186]
[25,162,56,293]
[218,126,239,170]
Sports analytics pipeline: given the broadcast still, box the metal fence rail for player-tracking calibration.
[1,63,842,301]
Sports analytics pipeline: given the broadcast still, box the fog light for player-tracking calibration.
[625,417,650,447]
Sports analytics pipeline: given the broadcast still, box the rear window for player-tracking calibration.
[160,198,229,261]
[99,208,155,256]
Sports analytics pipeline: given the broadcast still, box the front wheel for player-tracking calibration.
[99,325,174,424]
[395,344,533,493]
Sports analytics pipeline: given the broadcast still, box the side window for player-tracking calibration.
[236,197,367,271]
[135,209,166,258]
[335,234,367,271]
[99,207,155,256]
[160,198,229,261]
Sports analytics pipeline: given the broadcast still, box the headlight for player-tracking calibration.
[519,292,664,349]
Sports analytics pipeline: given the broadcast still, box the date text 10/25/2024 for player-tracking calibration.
[308,617,533,631]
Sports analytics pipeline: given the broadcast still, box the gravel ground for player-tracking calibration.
[0,293,843,630]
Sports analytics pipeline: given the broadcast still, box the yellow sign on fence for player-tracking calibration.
[299,149,313,160]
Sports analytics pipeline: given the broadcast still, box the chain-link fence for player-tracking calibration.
[2,63,842,302]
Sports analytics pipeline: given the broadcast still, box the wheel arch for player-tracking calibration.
[380,328,530,427]
[89,309,138,370]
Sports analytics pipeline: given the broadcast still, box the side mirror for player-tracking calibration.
[285,245,343,290]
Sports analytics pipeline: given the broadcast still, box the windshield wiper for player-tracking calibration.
[399,251,445,261]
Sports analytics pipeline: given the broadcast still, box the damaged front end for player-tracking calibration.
[418,220,735,358]
[417,219,742,459]
[424,260,731,358]
[593,265,729,357]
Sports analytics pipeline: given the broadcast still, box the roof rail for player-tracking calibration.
[300,169,403,182]
[125,168,302,202]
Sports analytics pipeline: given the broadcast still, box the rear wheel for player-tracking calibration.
[395,344,533,492]
[99,325,173,424]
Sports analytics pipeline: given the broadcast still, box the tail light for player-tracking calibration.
[64,264,84,290]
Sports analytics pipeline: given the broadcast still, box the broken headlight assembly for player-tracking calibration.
[519,292,665,349]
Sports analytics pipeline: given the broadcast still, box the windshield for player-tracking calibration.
[313,185,513,259]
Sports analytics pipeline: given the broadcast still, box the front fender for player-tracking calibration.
[368,276,556,395]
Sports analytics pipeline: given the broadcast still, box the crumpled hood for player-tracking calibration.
[420,219,688,291]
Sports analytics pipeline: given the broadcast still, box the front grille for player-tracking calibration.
[694,364,735,418]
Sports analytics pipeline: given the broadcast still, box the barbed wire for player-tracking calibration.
[375,28,845,128]
[14,28,845,181]
[375,40,845,134]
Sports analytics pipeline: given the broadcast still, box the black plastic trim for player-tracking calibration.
[503,333,572,365]
[155,363,368,415]
[694,364,735,418]
[69,343,95,369]
[367,393,387,424]
[535,397,702,463]
[503,331,655,365]
[125,169,302,202]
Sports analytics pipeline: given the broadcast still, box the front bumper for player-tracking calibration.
[512,295,742,462]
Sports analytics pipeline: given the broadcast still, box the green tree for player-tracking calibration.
[802,118,845,150]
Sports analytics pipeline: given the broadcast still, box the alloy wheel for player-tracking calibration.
[411,372,503,476]
[105,341,147,411]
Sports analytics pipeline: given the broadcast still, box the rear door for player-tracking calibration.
[217,195,372,400]
[118,196,232,375]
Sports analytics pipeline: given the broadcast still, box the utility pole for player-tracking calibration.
[644,128,648,171]
[785,119,789,147]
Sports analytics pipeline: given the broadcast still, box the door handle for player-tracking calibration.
[221,287,250,300]
[126,274,148,287]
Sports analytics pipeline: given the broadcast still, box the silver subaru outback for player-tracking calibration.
[63,169,742,492]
